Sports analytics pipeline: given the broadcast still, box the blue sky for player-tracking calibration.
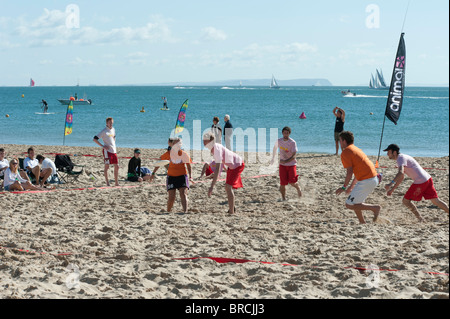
[0,0,448,86]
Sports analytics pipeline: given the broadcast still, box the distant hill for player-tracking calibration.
[151,78,333,87]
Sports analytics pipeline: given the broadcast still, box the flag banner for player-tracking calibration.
[174,99,188,134]
[385,33,406,125]
[64,101,74,136]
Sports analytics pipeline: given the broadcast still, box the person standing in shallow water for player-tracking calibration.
[333,107,345,155]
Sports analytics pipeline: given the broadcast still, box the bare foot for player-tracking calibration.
[373,205,381,222]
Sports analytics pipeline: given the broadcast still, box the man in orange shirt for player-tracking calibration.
[150,137,193,214]
[335,131,381,224]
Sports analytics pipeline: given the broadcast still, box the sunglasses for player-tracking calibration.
[11,162,18,165]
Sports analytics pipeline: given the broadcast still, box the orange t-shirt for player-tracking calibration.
[341,144,377,181]
[160,150,192,177]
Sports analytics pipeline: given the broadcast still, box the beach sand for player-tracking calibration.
[0,144,448,299]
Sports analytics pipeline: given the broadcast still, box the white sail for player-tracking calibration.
[270,75,280,89]
[369,69,388,89]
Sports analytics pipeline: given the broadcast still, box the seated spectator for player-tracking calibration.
[3,158,45,191]
[127,149,152,182]
[23,147,40,185]
[0,148,9,189]
[36,155,60,184]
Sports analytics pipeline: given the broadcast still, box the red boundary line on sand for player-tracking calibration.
[173,257,449,276]
[0,174,275,195]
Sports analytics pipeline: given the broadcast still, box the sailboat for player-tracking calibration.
[369,69,389,90]
[270,75,280,89]
[30,78,35,87]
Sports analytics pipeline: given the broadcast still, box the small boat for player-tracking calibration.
[58,96,93,105]
[270,75,280,89]
[341,90,356,97]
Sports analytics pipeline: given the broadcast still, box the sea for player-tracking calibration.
[0,85,448,157]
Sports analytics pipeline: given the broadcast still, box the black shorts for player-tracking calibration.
[166,175,189,191]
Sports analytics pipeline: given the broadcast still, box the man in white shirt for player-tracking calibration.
[24,147,46,186]
[93,117,119,186]
[384,144,449,222]
[36,155,59,184]
[0,148,9,189]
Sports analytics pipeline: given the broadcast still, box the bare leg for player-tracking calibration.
[40,168,52,187]
[346,203,381,224]
[104,164,110,186]
[179,187,188,213]
[114,164,119,186]
[32,166,41,185]
[280,184,286,201]
[226,184,235,214]
[430,197,449,214]
[290,182,302,197]
[335,140,339,155]
[402,198,424,222]
[167,189,176,212]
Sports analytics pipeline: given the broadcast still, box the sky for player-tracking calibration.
[0,0,448,86]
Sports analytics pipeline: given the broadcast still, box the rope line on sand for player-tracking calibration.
[0,247,447,277]
[173,257,449,276]
[0,174,275,195]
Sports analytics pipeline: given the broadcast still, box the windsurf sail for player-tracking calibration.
[30,78,35,87]
[174,99,188,134]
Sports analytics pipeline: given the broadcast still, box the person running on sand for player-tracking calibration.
[93,117,119,187]
[383,144,449,222]
[150,137,193,214]
[270,126,302,200]
[335,131,381,224]
[203,132,245,214]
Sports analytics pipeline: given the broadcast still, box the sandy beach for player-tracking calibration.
[0,143,448,299]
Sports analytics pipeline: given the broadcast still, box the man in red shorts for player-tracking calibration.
[384,144,449,222]
[203,132,244,214]
[93,117,119,186]
[271,126,302,200]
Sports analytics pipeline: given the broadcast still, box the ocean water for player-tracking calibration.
[0,85,448,157]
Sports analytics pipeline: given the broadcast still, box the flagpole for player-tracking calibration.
[375,115,387,168]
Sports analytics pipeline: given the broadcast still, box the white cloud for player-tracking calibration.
[201,27,227,42]
[69,57,94,66]
[10,9,177,47]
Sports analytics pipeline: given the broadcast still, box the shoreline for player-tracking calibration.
[0,143,448,299]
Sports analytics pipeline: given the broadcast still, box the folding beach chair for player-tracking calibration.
[54,154,84,184]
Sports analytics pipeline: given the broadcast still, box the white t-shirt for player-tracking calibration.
[275,137,298,166]
[397,154,431,184]
[212,143,243,170]
[0,158,9,177]
[97,127,117,153]
[3,167,27,187]
[42,158,57,175]
[24,157,39,171]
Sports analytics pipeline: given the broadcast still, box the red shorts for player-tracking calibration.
[205,166,213,177]
[279,165,299,186]
[404,178,438,201]
[226,163,245,189]
[103,150,118,165]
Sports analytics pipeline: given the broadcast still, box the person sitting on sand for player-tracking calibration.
[24,147,50,186]
[203,132,245,214]
[335,131,381,224]
[0,148,9,189]
[3,158,45,192]
[383,144,449,222]
[127,149,152,182]
[150,137,193,214]
[36,155,60,184]
[270,126,302,200]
